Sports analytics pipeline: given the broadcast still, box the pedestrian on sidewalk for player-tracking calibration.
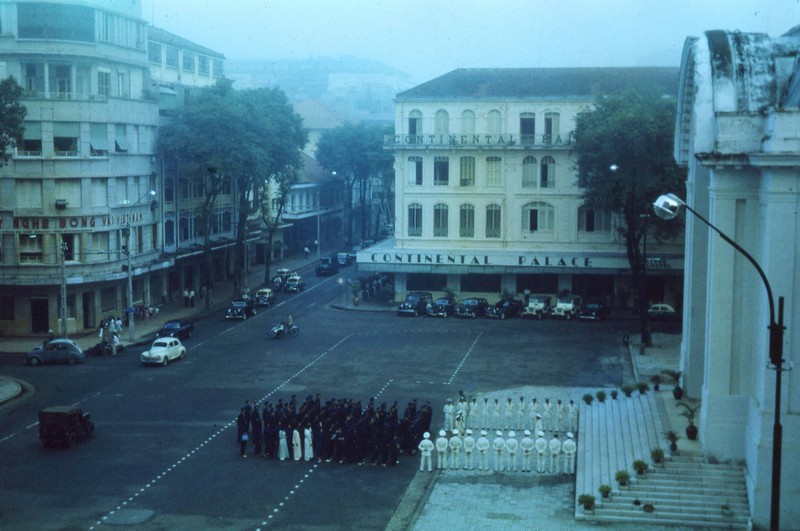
[111,333,119,355]
[303,246,310,259]
[189,290,195,307]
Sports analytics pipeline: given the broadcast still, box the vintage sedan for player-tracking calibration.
[454,297,490,318]
[26,339,85,366]
[648,303,678,321]
[426,296,456,318]
[225,299,257,319]
[254,288,276,307]
[486,298,524,319]
[284,275,306,292]
[579,302,610,321]
[154,319,194,340]
[141,337,186,366]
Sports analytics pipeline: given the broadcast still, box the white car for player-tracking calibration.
[141,338,186,366]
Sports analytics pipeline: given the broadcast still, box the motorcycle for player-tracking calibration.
[269,322,299,339]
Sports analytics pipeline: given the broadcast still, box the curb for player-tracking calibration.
[0,376,24,405]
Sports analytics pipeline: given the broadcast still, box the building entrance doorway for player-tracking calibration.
[82,292,94,330]
[30,298,49,333]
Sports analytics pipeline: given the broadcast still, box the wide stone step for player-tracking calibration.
[586,507,750,529]
[604,494,750,512]
[650,465,744,476]
[661,461,743,472]
[634,475,747,487]
[623,483,746,497]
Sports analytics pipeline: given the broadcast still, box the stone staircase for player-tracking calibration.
[574,392,751,529]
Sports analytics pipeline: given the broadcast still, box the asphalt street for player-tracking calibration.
[0,269,633,530]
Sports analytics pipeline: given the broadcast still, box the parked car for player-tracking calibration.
[38,406,94,448]
[284,275,306,292]
[274,268,293,281]
[254,288,276,307]
[648,303,678,321]
[26,339,85,366]
[426,296,456,318]
[455,297,490,318]
[141,337,186,366]
[521,294,556,319]
[155,319,194,340]
[550,296,582,320]
[315,256,339,276]
[225,299,257,319]
[397,291,433,316]
[579,301,610,321]
[347,245,362,262]
[486,298,524,319]
[85,339,125,356]
[337,252,353,266]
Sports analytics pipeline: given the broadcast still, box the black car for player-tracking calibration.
[315,257,339,276]
[155,319,194,339]
[225,299,257,320]
[426,296,456,318]
[454,297,489,318]
[579,302,611,321]
[486,298,524,319]
[397,291,433,317]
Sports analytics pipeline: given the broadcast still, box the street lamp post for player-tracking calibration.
[653,193,786,531]
[60,238,68,338]
[123,190,157,343]
[316,189,321,261]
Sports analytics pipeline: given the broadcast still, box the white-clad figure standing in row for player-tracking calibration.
[463,429,476,470]
[456,396,468,431]
[535,430,548,473]
[492,398,501,430]
[292,427,302,461]
[448,428,462,470]
[517,396,526,430]
[562,432,577,474]
[548,432,562,473]
[528,398,539,431]
[418,432,434,472]
[556,399,568,433]
[568,399,579,433]
[543,398,553,432]
[468,397,479,430]
[504,397,514,430]
[520,430,535,472]
[492,430,506,472]
[443,399,455,432]
[505,431,519,472]
[534,414,544,436]
[435,430,449,469]
[303,426,314,461]
[476,430,490,471]
[480,397,490,430]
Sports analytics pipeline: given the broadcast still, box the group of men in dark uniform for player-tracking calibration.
[236,394,433,466]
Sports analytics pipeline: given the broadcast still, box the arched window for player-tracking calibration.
[459,157,475,187]
[459,204,475,237]
[522,156,537,188]
[540,156,556,188]
[486,204,501,238]
[408,203,422,236]
[544,112,560,143]
[179,216,190,241]
[434,156,449,185]
[523,201,555,233]
[434,110,449,135]
[164,177,174,202]
[164,219,175,245]
[433,203,448,237]
[520,112,536,144]
[461,110,475,135]
[487,110,502,135]
[408,110,422,137]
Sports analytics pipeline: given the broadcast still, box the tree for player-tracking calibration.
[256,165,298,285]
[573,88,685,347]
[316,123,394,245]
[0,76,27,166]
[159,80,306,293]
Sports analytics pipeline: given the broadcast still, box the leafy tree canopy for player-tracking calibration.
[315,122,394,184]
[0,76,27,166]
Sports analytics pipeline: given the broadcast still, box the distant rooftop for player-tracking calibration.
[148,26,225,59]
[397,67,680,100]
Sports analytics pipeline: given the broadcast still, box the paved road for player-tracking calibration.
[0,272,632,530]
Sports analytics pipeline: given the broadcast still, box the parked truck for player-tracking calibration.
[550,295,582,320]
[521,294,557,319]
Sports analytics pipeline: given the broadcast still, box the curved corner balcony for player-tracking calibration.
[384,132,574,150]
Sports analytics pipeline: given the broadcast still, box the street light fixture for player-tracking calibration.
[653,192,786,531]
[123,190,157,343]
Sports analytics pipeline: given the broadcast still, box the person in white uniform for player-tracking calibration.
[462,429,476,470]
[562,432,577,474]
[535,430,548,473]
[548,432,562,473]
[418,432,434,472]
[435,430,449,470]
[492,430,506,472]
[448,428,463,470]
[519,430,535,472]
[476,430,490,471]
[505,430,519,472]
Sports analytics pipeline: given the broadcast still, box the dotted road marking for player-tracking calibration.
[444,331,482,385]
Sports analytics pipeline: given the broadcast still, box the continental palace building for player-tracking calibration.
[0,0,224,336]
[362,68,684,305]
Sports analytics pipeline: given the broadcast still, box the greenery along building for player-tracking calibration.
[360,68,684,305]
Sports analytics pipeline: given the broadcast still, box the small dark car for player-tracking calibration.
[315,257,339,276]
[225,299,257,320]
[426,296,456,318]
[38,406,94,448]
[86,339,125,356]
[455,297,490,318]
[337,252,353,266]
[486,298,524,319]
[579,302,610,321]
[397,291,433,317]
[26,339,85,366]
[155,319,194,339]
[254,288,276,307]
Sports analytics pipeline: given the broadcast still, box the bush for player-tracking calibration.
[620,384,635,397]
[582,393,594,405]
[610,389,618,400]
[636,382,649,394]
[615,469,631,486]
[578,494,596,510]
[598,484,612,498]
[633,459,649,474]
[651,447,665,463]
[595,390,607,402]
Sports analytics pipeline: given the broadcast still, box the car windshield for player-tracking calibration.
[232,301,246,307]
[557,298,574,304]
[464,299,478,306]
[434,298,449,304]
[164,322,180,329]
[152,340,170,348]
[406,294,422,302]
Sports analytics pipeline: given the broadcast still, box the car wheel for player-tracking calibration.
[243,313,247,320]
[66,432,77,448]
[68,357,77,365]
[180,350,185,359]
[28,357,41,366]
[86,422,95,437]
[289,327,299,337]
[253,308,257,315]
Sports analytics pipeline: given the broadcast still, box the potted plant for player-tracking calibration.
[664,430,680,452]
[577,494,596,512]
[649,374,662,391]
[582,393,594,405]
[636,382,649,395]
[615,469,630,487]
[676,401,701,440]
[650,447,665,464]
[662,369,684,399]
[598,484,612,499]
[633,459,649,475]
[595,390,607,403]
[610,389,618,400]
[620,383,635,397]
[350,280,362,306]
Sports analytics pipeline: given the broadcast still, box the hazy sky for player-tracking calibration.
[141,0,799,83]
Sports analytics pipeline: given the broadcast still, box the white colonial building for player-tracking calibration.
[362,68,683,305]
[675,26,800,527]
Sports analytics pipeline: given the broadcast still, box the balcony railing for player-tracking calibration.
[385,132,574,148]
